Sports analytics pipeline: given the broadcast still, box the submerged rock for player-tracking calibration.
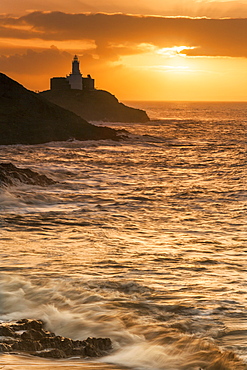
[0,319,112,359]
[0,162,56,187]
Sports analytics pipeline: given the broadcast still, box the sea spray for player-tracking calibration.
[0,274,245,369]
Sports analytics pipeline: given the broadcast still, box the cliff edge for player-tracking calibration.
[0,73,118,145]
[40,89,149,123]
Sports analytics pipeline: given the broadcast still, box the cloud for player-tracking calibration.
[0,47,71,74]
[0,12,246,60]
[1,0,247,17]
[161,0,247,18]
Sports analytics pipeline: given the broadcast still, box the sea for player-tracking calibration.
[0,101,246,370]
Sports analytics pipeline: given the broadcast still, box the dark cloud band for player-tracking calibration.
[0,12,247,58]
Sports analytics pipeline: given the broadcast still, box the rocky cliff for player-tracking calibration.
[0,73,119,145]
[40,88,149,123]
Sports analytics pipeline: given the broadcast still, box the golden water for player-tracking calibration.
[0,102,246,369]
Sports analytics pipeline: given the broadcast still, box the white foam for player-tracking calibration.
[0,188,24,208]
[0,274,245,370]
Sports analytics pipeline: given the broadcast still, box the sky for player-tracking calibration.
[0,0,247,101]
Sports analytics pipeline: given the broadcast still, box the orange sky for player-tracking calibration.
[0,0,247,101]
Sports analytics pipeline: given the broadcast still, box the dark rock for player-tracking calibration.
[16,319,43,331]
[0,343,13,352]
[12,339,43,352]
[0,162,56,187]
[34,348,67,358]
[39,336,57,348]
[20,329,45,341]
[0,319,112,359]
[71,347,86,356]
[0,73,119,145]
[40,89,149,123]
[0,326,15,337]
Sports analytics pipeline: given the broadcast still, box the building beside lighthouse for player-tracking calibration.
[50,55,95,91]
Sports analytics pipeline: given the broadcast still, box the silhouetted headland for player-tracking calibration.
[40,88,149,123]
[40,55,149,123]
[0,73,120,145]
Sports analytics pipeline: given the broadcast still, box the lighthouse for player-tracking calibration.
[72,55,80,74]
[50,55,95,91]
[66,55,83,90]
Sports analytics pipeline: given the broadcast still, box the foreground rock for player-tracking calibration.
[0,162,56,187]
[40,89,149,123]
[0,73,119,145]
[0,319,112,359]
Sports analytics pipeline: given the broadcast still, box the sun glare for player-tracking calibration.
[157,46,197,57]
[119,44,198,77]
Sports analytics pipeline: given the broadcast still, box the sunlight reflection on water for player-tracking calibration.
[0,102,246,369]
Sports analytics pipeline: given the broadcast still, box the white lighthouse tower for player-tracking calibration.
[50,55,95,91]
[66,55,83,90]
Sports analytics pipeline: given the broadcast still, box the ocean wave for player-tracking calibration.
[0,274,246,369]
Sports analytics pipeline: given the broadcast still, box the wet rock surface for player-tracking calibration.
[0,319,112,359]
[0,163,56,187]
